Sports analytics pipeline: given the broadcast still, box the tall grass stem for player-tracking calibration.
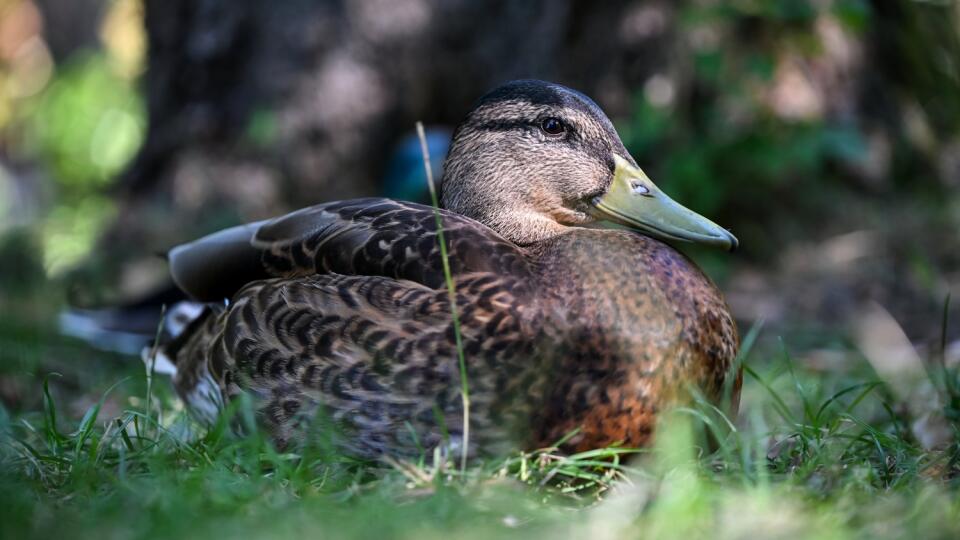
[416,121,470,475]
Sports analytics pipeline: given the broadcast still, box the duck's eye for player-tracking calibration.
[540,117,566,136]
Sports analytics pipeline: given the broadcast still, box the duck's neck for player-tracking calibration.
[439,184,572,246]
[476,210,572,246]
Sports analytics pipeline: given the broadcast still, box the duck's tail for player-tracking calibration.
[60,289,225,425]
[58,283,188,355]
[145,301,226,427]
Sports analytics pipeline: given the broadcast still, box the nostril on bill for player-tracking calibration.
[630,181,651,196]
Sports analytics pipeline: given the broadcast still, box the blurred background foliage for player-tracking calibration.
[0,0,958,412]
[0,0,143,278]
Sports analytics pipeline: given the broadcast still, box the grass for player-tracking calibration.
[2,319,959,539]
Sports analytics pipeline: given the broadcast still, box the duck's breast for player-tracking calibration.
[526,229,739,449]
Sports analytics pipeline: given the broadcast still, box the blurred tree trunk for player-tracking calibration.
[35,0,107,61]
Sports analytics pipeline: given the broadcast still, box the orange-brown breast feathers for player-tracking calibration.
[526,229,740,450]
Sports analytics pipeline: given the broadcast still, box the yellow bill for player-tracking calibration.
[592,155,738,251]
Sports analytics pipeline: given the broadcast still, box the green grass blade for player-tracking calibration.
[417,121,470,475]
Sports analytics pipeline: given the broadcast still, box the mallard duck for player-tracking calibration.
[151,80,739,458]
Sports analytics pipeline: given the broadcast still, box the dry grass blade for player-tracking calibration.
[854,301,951,450]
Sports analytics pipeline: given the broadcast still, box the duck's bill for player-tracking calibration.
[591,155,738,251]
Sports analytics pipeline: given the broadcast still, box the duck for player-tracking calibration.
[149,80,740,459]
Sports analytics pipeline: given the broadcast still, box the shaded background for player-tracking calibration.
[0,0,958,416]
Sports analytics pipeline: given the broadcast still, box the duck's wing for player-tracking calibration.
[168,198,530,301]
[206,271,539,457]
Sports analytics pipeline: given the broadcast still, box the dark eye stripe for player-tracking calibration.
[474,118,575,139]
[472,116,610,171]
[473,119,532,132]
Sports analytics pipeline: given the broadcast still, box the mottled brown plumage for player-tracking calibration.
[153,80,739,459]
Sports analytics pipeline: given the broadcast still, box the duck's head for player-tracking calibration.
[440,80,737,250]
